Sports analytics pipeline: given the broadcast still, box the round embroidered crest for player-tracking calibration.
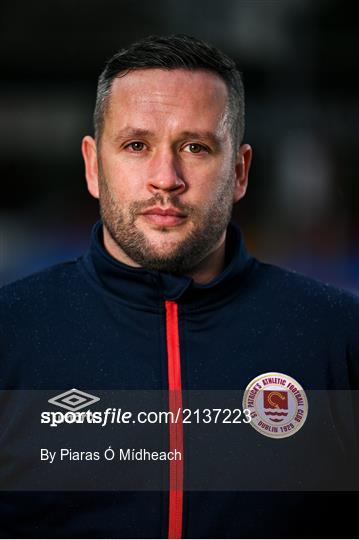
[243,372,308,439]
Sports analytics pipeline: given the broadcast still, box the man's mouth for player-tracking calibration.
[140,206,187,227]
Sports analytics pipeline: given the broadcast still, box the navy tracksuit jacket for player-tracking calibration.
[0,220,358,538]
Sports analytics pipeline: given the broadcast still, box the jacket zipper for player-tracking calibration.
[165,300,184,539]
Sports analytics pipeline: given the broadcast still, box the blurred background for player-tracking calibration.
[1,0,358,293]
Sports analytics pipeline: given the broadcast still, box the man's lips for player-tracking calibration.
[140,207,187,226]
[142,206,186,217]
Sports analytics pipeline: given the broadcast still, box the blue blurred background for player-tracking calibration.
[1,0,358,293]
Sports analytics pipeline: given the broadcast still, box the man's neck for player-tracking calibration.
[102,227,227,285]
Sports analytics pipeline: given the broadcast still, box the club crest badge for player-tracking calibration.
[243,372,308,439]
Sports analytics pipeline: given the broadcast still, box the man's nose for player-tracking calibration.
[146,149,186,194]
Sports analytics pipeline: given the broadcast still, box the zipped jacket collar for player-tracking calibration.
[82,220,253,310]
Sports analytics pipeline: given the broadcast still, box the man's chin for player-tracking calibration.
[140,244,185,262]
[128,237,193,273]
[138,224,192,249]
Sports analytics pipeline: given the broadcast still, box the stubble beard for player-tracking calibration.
[98,173,234,275]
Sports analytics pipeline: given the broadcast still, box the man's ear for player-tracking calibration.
[233,144,252,203]
[82,135,99,199]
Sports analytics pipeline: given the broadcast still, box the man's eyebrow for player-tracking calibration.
[112,128,155,142]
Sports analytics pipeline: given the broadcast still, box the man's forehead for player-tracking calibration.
[109,67,228,105]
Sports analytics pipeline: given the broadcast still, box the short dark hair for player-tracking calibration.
[94,34,245,148]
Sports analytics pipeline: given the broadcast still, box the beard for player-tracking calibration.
[98,172,234,275]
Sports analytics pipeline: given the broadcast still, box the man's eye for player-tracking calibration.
[126,142,145,152]
[184,143,208,154]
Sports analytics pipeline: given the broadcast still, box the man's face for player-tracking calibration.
[83,68,250,274]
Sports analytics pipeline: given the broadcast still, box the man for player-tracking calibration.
[0,34,358,539]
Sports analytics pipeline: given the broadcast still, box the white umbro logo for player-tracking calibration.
[48,388,100,412]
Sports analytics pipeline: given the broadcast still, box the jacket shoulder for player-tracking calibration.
[256,259,358,300]
[253,260,359,326]
[0,260,82,312]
